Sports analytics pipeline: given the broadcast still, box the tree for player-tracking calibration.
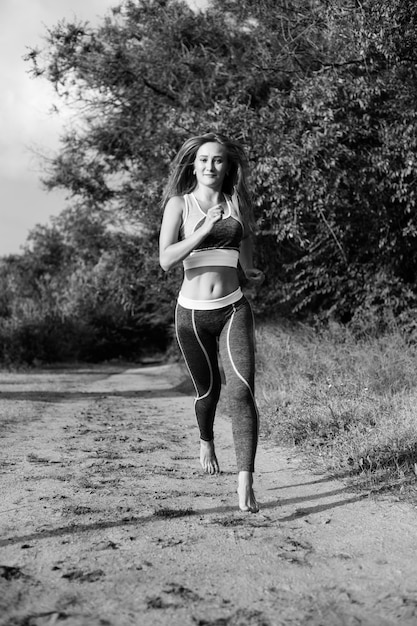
[19,0,417,353]
[26,0,330,223]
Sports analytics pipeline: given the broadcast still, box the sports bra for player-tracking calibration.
[180,193,244,270]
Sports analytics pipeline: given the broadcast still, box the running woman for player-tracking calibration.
[159,132,264,513]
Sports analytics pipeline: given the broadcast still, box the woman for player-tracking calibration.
[159,132,264,513]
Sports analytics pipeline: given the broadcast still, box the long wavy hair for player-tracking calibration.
[161,132,254,230]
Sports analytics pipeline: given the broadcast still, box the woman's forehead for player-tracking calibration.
[196,142,227,157]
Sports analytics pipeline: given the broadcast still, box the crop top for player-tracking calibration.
[180,193,244,270]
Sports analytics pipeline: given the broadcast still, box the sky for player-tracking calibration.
[0,0,206,256]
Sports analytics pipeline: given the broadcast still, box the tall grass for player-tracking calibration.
[256,321,417,490]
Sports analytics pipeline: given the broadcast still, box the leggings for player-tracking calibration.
[175,294,258,472]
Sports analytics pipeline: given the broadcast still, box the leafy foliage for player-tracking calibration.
[2,0,417,364]
[0,209,181,364]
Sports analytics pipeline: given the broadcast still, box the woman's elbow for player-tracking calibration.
[159,253,173,272]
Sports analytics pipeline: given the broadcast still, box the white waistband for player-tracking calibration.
[177,287,243,310]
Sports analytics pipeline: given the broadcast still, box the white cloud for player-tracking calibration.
[0,0,116,253]
[0,0,115,180]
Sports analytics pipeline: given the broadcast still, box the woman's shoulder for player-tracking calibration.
[164,194,187,213]
[225,193,251,237]
[224,191,239,209]
[225,193,243,219]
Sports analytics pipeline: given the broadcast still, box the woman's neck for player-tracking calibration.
[192,186,223,204]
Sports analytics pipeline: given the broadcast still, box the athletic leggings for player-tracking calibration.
[175,293,258,472]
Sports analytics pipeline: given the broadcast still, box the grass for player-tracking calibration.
[256,320,417,492]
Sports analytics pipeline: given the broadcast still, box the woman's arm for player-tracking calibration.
[239,234,265,286]
[159,196,223,271]
[239,235,254,273]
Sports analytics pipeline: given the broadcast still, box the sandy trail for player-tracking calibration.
[1,363,417,626]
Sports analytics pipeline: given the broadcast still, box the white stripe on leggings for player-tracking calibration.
[191,310,213,402]
[226,306,259,420]
[174,304,213,405]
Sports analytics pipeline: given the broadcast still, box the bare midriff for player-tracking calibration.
[181,266,240,300]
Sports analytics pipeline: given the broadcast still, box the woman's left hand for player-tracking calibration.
[245,268,265,286]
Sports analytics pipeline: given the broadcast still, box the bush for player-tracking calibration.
[0,315,94,366]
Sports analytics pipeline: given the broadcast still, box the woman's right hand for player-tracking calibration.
[203,204,223,232]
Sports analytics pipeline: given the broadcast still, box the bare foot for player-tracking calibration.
[237,471,259,513]
[200,439,220,475]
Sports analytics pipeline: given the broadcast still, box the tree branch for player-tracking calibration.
[142,77,178,103]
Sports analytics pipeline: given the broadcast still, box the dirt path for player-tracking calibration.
[1,363,417,626]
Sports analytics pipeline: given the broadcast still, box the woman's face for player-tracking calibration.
[194,142,229,190]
